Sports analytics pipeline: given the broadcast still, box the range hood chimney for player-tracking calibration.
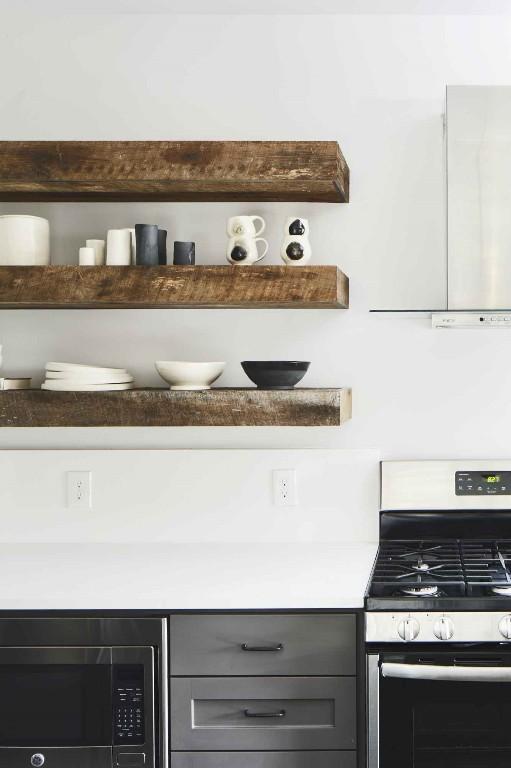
[446,86,511,321]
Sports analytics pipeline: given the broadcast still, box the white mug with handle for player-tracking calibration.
[227,215,266,238]
[227,235,269,265]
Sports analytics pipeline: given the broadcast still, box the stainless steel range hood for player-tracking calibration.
[371,86,511,326]
[447,86,511,318]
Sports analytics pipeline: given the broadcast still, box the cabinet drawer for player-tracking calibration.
[170,676,356,751]
[169,614,355,676]
[171,752,357,768]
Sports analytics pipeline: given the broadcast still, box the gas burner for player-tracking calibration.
[492,585,511,596]
[400,585,439,596]
[410,561,441,572]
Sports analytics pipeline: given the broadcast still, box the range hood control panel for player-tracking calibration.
[455,471,511,496]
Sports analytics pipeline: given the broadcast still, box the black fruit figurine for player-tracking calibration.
[288,218,306,236]
[230,245,248,262]
[286,241,304,261]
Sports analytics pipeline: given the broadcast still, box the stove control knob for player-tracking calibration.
[433,617,454,640]
[397,618,420,641]
[499,615,511,640]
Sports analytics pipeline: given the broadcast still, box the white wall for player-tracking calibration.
[0,449,379,543]
[0,12,511,457]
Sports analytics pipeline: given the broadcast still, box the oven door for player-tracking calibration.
[0,646,154,768]
[368,649,511,768]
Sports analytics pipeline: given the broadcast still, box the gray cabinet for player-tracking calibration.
[170,676,356,751]
[170,614,355,676]
[171,753,357,768]
[169,613,358,766]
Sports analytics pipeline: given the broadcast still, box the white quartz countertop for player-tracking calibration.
[0,542,377,610]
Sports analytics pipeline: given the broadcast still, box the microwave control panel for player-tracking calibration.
[455,470,511,496]
[113,665,145,745]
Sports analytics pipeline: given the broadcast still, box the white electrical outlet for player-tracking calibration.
[273,469,297,506]
[67,471,92,510]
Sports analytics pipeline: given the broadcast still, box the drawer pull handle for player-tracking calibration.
[243,709,286,718]
[241,643,284,652]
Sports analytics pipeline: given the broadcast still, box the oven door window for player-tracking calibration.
[380,657,511,768]
[0,664,111,747]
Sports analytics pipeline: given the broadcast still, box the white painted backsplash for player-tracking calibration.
[0,449,379,544]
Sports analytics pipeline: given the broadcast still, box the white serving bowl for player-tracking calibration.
[155,361,225,390]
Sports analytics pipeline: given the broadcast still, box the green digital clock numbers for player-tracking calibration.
[485,475,500,483]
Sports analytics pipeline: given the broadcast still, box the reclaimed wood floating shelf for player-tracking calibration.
[0,388,352,428]
[0,265,349,309]
[0,140,349,203]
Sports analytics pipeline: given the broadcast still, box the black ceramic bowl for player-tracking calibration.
[241,361,310,390]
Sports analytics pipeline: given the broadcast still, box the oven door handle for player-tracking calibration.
[382,662,511,682]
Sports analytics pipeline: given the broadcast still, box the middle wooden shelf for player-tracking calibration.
[0,265,349,309]
[0,388,352,428]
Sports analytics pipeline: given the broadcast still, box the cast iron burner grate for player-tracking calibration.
[370,540,464,598]
[368,539,511,598]
[461,541,511,596]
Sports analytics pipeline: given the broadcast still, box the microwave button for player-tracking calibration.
[30,755,45,768]
[117,754,146,766]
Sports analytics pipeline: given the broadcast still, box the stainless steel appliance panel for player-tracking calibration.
[381,460,511,510]
[0,747,113,768]
[447,86,511,309]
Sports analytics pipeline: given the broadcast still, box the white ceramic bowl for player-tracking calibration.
[155,361,225,390]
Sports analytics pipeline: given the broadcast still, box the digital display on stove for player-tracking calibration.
[456,470,511,495]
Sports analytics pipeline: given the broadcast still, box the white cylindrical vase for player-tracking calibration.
[0,215,50,266]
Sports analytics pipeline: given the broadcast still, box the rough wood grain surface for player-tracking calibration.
[0,141,349,202]
[0,266,349,309]
[0,388,351,428]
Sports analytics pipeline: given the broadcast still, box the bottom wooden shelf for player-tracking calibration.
[0,388,351,428]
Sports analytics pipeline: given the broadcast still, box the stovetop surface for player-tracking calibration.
[366,538,511,611]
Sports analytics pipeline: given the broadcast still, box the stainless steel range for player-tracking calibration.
[366,461,511,768]
[0,618,168,768]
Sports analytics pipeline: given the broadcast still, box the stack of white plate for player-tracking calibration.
[41,362,135,391]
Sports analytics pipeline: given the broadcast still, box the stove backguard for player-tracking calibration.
[382,460,511,513]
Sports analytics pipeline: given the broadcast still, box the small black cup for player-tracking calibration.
[135,224,159,265]
[173,241,195,266]
[158,229,168,265]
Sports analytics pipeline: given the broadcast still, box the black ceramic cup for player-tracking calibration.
[158,229,168,265]
[135,224,159,265]
[173,241,195,266]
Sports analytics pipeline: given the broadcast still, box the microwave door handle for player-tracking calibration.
[382,662,511,683]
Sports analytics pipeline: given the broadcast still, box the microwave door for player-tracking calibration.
[0,646,113,768]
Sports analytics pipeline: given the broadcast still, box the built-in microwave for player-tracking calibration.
[0,618,167,768]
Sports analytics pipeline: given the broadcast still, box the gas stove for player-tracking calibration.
[366,461,511,642]
[368,538,511,609]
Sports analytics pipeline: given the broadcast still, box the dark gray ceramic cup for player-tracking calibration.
[158,229,167,265]
[135,224,159,265]
[173,241,195,265]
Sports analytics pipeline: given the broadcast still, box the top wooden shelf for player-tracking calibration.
[0,141,349,203]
